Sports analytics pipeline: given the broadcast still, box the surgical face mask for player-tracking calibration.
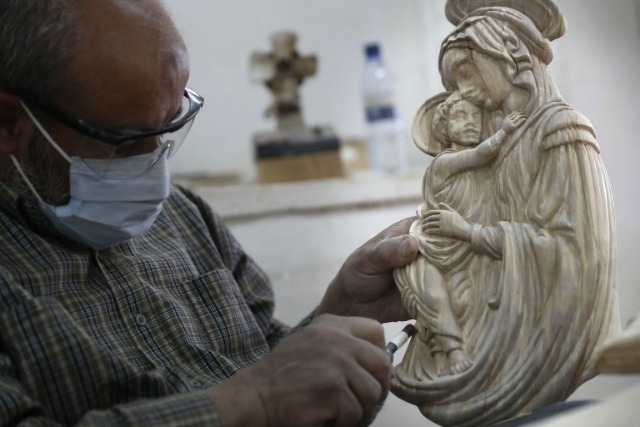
[11,103,171,250]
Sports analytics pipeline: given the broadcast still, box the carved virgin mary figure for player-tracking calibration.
[392,1,621,426]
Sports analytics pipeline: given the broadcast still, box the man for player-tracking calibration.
[0,1,418,426]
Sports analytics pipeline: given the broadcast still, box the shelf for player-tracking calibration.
[175,169,424,221]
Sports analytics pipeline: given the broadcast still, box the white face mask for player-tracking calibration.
[11,103,171,250]
[11,153,170,250]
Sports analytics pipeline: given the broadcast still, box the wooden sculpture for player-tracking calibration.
[391,1,621,425]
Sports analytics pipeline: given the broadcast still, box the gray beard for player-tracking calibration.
[8,134,70,207]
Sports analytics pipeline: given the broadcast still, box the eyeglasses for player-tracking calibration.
[13,87,204,178]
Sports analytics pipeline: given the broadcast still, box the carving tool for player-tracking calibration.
[385,323,417,360]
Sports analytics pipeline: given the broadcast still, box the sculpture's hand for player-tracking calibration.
[209,314,390,427]
[423,203,472,241]
[501,111,526,134]
[316,217,419,322]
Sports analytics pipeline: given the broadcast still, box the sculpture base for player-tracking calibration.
[254,125,344,183]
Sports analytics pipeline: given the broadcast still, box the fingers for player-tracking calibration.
[210,315,391,427]
[507,111,526,126]
[323,372,364,427]
[422,210,442,230]
[360,217,420,271]
[320,314,386,348]
[316,316,390,426]
[342,365,385,426]
[263,315,390,426]
[317,217,419,322]
[374,234,419,269]
[349,216,421,276]
[369,216,417,244]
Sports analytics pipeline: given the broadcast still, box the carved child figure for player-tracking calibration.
[401,91,525,376]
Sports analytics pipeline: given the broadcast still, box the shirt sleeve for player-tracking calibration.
[0,355,221,427]
[77,390,220,426]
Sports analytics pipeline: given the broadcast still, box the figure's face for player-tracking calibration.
[448,99,482,147]
[442,48,513,111]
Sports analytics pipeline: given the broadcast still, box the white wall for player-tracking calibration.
[164,0,432,180]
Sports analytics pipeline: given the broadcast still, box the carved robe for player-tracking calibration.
[401,155,493,349]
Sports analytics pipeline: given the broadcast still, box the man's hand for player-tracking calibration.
[316,217,419,322]
[209,315,390,427]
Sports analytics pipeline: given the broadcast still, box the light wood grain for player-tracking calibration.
[390,1,621,425]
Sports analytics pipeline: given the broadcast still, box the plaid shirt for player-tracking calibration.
[0,182,290,426]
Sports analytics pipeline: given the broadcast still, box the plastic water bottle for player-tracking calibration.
[361,43,407,175]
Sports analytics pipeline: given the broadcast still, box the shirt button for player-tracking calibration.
[135,314,148,327]
[190,379,203,387]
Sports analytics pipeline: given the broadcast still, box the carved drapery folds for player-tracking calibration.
[391,1,620,425]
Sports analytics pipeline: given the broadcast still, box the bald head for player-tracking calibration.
[0,0,191,202]
[63,0,190,129]
[74,0,185,63]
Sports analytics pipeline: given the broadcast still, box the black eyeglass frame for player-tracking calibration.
[11,87,204,146]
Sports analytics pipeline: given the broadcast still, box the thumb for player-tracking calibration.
[371,234,419,271]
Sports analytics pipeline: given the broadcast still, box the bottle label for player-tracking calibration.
[365,104,396,123]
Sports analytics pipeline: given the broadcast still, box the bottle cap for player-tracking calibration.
[365,43,381,61]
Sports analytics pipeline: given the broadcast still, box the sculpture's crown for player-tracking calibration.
[445,0,566,41]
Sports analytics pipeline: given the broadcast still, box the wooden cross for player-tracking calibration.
[250,31,317,130]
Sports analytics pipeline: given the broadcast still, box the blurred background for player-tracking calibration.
[163,0,640,425]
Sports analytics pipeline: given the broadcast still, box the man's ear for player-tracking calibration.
[0,92,36,157]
